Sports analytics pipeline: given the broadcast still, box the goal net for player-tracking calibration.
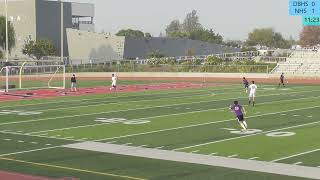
[0,65,65,93]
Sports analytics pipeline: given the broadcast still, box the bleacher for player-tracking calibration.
[271,50,320,75]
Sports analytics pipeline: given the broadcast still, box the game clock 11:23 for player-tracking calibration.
[304,17,320,23]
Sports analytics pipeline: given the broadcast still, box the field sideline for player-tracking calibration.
[0,81,319,180]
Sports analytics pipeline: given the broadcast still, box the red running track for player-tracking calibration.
[0,83,222,102]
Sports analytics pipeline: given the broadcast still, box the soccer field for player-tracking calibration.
[0,83,320,180]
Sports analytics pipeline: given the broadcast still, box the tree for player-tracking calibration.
[182,10,202,33]
[189,28,223,44]
[241,46,257,52]
[168,31,189,38]
[205,56,223,65]
[247,28,274,47]
[246,28,291,48]
[299,26,320,47]
[116,29,145,38]
[22,39,57,60]
[144,32,152,38]
[147,51,165,58]
[0,50,3,59]
[165,20,182,36]
[165,11,223,44]
[0,16,16,53]
[224,40,243,48]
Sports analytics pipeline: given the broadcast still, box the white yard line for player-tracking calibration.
[0,96,239,126]
[0,146,62,157]
[10,89,320,113]
[293,162,303,165]
[0,131,83,142]
[249,157,259,160]
[29,123,122,135]
[27,96,320,136]
[272,148,320,162]
[228,154,238,158]
[191,150,200,153]
[174,116,320,151]
[95,105,320,142]
[35,93,211,112]
[0,89,319,128]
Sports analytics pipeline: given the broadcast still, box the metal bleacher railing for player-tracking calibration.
[271,50,320,75]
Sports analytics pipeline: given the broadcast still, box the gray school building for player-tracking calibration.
[0,0,239,64]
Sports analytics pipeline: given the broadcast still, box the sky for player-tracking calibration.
[74,0,302,40]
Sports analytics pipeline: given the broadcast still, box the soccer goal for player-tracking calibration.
[0,64,65,92]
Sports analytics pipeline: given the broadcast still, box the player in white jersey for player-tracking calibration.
[110,74,117,91]
[248,81,257,106]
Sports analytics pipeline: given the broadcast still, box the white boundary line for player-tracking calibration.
[174,115,320,151]
[1,89,319,127]
[272,148,320,162]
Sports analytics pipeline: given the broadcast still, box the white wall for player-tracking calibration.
[66,29,125,64]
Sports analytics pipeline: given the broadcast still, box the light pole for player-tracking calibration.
[60,0,64,63]
[5,0,8,62]
[3,0,24,62]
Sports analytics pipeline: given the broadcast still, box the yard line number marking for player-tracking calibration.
[95,118,150,125]
[0,110,42,116]
[222,128,296,137]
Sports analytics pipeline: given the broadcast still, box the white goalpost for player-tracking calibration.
[0,64,65,93]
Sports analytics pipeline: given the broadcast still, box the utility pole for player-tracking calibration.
[60,0,64,63]
[5,0,9,62]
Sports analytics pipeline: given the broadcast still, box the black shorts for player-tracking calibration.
[280,79,284,84]
[237,115,244,121]
[244,84,249,88]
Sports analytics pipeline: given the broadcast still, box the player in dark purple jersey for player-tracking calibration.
[243,77,249,93]
[230,101,248,131]
[279,73,286,87]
